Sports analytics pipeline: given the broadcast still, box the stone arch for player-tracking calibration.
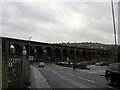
[69,49,75,61]
[97,52,100,57]
[82,51,86,60]
[92,52,96,58]
[76,50,80,62]
[25,45,34,59]
[54,48,61,61]
[9,43,22,56]
[13,44,22,56]
[87,51,92,60]
[96,52,100,62]
[62,49,68,61]
[36,46,44,61]
[45,47,53,61]
[101,52,104,57]
[104,52,108,57]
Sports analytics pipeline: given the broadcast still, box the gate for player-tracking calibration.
[8,56,23,88]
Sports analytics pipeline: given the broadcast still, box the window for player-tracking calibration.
[111,63,119,70]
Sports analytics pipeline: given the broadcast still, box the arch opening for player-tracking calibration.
[87,51,92,60]
[69,50,75,61]
[82,51,86,60]
[76,50,80,62]
[36,46,43,61]
[62,49,68,61]
[25,45,34,59]
[45,47,53,61]
[54,48,61,61]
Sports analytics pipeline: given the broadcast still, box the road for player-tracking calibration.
[34,62,117,89]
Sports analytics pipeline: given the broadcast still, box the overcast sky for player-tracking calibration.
[1,0,119,44]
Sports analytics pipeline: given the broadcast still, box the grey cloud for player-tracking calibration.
[2,1,118,44]
[3,2,58,23]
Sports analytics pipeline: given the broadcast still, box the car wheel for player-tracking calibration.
[107,76,113,86]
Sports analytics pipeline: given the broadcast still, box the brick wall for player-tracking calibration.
[2,60,8,88]
[2,38,9,89]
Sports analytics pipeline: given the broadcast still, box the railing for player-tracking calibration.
[8,55,30,88]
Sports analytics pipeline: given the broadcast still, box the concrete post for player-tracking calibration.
[0,37,2,90]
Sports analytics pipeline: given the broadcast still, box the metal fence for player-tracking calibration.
[8,55,30,88]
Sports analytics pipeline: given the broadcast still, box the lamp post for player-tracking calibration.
[44,50,47,62]
[29,37,32,60]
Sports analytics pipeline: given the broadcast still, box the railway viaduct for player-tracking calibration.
[3,37,108,62]
[1,37,109,88]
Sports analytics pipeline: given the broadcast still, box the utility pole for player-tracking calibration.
[111,0,117,45]
[111,0,117,62]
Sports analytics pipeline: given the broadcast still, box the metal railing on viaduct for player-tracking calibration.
[1,37,109,88]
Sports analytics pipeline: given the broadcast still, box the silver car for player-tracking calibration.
[38,62,44,67]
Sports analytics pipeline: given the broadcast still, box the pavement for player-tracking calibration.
[30,64,51,89]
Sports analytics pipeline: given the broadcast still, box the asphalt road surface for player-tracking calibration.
[34,62,118,90]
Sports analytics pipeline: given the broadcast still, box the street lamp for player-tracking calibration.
[44,50,47,62]
[29,37,32,60]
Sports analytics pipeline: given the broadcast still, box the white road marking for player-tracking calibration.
[48,67,89,88]
[88,72,96,74]
[78,77,95,83]
[107,86,119,90]
[66,73,74,76]
[60,76,90,88]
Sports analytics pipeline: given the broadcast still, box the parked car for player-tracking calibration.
[55,62,61,65]
[60,62,65,66]
[105,63,120,86]
[100,62,109,66]
[56,61,69,66]
[95,62,101,66]
[77,62,88,69]
[38,62,44,67]
[95,62,109,66]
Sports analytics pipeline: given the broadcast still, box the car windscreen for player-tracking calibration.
[111,63,120,71]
